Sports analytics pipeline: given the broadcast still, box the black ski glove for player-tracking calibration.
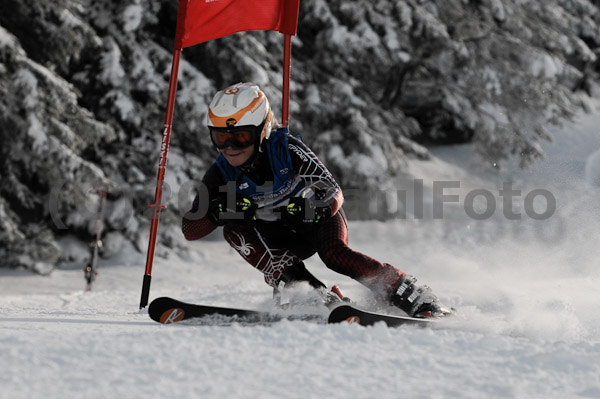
[207,193,257,226]
[281,197,331,232]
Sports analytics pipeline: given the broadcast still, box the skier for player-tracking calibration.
[182,82,447,318]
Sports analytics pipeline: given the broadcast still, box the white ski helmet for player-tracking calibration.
[207,82,273,149]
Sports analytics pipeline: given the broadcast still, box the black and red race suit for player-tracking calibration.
[182,129,405,299]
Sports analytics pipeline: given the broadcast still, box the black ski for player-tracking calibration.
[148,296,326,325]
[327,304,437,327]
[149,297,442,327]
[148,297,275,324]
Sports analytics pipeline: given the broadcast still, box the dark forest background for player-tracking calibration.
[1,0,599,272]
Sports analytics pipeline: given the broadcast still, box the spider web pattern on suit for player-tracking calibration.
[288,141,340,204]
[223,225,300,287]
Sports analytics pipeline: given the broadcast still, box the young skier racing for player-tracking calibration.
[182,82,448,318]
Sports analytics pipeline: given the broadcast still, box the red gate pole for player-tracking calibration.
[281,34,292,127]
[139,47,183,309]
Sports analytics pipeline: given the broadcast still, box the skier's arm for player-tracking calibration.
[181,164,223,240]
[288,136,343,216]
[182,194,217,240]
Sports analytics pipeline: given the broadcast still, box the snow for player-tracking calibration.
[122,3,144,32]
[585,149,600,187]
[0,25,19,49]
[304,84,321,107]
[27,114,48,152]
[112,91,136,122]
[530,53,562,79]
[485,0,507,22]
[100,39,126,86]
[59,9,84,29]
[337,80,368,107]
[238,54,270,87]
[3,105,600,398]
[328,22,380,54]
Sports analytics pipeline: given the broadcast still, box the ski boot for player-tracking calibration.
[390,275,452,318]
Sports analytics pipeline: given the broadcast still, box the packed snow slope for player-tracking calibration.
[2,105,600,398]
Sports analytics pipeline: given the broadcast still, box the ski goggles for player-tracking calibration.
[209,122,264,150]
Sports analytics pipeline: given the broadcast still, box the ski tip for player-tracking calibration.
[148,297,186,323]
[342,315,362,324]
[158,308,186,324]
[328,304,440,327]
